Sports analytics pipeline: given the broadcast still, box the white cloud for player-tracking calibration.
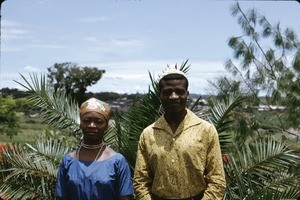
[28,43,66,49]
[24,66,41,72]
[78,17,109,23]
[84,36,143,48]
[85,59,227,94]
[2,27,31,41]
[112,38,143,47]
[84,37,100,42]
[1,46,23,52]
[2,19,22,27]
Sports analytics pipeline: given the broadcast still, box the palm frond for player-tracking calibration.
[115,85,162,169]
[0,143,57,199]
[226,186,300,200]
[0,131,70,199]
[207,94,246,133]
[25,130,72,165]
[15,73,82,140]
[224,136,300,199]
[198,95,246,152]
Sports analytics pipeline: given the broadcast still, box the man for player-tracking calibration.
[133,67,226,200]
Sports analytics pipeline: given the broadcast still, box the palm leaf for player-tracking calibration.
[15,73,82,140]
[224,136,300,199]
[0,132,70,199]
[114,77,162,169]
[198,94,246,152]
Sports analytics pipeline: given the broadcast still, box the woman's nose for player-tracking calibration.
[88,121,96,127]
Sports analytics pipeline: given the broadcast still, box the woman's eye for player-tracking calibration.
[95,120,102,124]
[83,118,90,123]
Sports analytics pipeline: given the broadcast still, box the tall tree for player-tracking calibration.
[47,62,105,104]
[224,2,300,131]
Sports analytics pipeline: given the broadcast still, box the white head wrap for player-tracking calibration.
[158,66,187,82]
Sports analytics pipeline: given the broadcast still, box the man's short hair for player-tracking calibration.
[158,73,189,92]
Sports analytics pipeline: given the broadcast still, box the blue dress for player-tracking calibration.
[55,153,134,200]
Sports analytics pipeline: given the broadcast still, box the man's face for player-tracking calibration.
[160,79,189,114]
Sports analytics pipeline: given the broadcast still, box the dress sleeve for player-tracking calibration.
[55,156,68,198]
[117,155,134,197]
[133,133,152,200]
[203,126,227,199]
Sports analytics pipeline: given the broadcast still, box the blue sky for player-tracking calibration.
[1,0,299,94]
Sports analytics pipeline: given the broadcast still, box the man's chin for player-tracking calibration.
[84,132,99,137]
[165,107,185,113]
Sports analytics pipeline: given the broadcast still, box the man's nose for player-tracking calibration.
[170,91,178,99]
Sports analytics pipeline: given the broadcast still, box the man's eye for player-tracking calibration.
[176,89,186,95]
[162,90,172,96]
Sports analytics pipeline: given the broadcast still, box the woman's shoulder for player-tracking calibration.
[101,147,122,160]
[58,151,77,166]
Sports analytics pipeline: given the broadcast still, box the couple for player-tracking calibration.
[55,66,226,200]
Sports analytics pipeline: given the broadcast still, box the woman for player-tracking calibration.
[55,98,134,200]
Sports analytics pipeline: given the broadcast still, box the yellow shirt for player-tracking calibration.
[133,109,226,200]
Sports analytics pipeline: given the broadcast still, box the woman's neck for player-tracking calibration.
[83,138,104,145]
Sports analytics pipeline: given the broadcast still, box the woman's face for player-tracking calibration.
[80,111,107,143]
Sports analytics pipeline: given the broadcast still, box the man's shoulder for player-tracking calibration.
[143,119,160,131]
[186,109,216,129]
[146,115,165,127]
[187,109,210,123]
[140,115,166,135]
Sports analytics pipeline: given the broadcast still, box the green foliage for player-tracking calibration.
[15,73,82,140]
[204,95,247,152]
[211,3,300,198]
[0,88,29,98]
[88,91,122,102]
[224,136,300,199]
[112,70,163,170]
[225,2,300,129]
[0,96,20,138]
[0,131,71,199]
[47,62,105,104]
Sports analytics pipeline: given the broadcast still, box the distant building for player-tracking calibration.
[257,105,285,111]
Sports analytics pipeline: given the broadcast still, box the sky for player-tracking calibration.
[1,0,299,94]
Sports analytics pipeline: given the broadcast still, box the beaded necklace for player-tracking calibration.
[81,142,107,150]
[76,142,107,162]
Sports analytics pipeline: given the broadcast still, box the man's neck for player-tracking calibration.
[164,109,187,133]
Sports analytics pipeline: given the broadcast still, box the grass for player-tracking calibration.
[252,110,300,149]
[0,115,52,144]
